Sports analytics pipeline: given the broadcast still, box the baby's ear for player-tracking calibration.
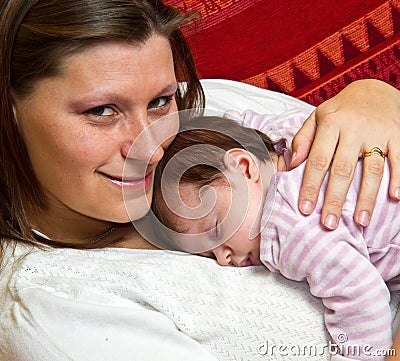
[223,148,260,181]
[223,149,240,171]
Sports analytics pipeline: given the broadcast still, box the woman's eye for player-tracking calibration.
[147,96,173,110]
[85,106,116,117]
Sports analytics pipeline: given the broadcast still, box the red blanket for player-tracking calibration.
[165,0,400,105]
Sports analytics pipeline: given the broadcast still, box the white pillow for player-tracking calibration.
[202,78,315,114]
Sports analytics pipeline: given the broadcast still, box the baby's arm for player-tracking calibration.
[279,218,392,360]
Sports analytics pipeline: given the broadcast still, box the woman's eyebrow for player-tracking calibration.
[68,82,179,109]
[155,82,178,96]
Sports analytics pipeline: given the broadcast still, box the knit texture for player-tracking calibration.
[1,245,399,360]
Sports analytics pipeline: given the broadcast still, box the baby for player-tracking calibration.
[152,110,399,360]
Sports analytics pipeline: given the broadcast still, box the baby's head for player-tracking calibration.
[152,115,278,266]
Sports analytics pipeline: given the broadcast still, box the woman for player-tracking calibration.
[0,1,399,360]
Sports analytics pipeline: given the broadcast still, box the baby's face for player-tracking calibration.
[171,181,263,267]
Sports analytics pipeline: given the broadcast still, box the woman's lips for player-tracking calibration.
[101,170,153,191]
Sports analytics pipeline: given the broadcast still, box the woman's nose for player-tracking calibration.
[121,114,167,165]
[214,246,233,266]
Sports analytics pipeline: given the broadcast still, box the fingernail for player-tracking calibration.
[324,214,338,230]
[300,200,313,215]
[395,188,400,200]
[358,210,370,227]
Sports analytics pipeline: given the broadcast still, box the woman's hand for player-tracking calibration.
[291,79,400,230]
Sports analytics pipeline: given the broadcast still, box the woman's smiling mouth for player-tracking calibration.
[101,170,153,191]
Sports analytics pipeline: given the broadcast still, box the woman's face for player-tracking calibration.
[13,35,179,223]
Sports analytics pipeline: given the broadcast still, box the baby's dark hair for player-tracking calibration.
[152,115,279,231]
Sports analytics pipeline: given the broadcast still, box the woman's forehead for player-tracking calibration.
[61,37,174,80]
[22,36,177,105]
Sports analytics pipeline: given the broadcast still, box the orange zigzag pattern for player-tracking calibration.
[243,1,400,94]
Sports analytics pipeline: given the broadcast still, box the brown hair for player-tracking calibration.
[152,115,277,230]
[0,0,204,248]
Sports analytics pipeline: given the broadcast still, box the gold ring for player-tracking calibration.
[362,147,387,158]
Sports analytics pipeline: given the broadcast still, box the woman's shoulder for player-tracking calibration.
[0,244,219,361]
[0,244,150,312]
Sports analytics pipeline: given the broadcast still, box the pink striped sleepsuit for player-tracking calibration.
[238,109,399,360]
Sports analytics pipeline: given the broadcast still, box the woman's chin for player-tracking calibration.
[123,190,153,222]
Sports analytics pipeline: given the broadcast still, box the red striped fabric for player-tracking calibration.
[165,0,400,105]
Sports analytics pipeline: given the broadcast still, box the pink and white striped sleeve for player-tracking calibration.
[278,214,392,360]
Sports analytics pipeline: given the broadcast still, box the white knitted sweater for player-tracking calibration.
[0,244,399,361]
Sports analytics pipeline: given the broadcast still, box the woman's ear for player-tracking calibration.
[223,148,261,182]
